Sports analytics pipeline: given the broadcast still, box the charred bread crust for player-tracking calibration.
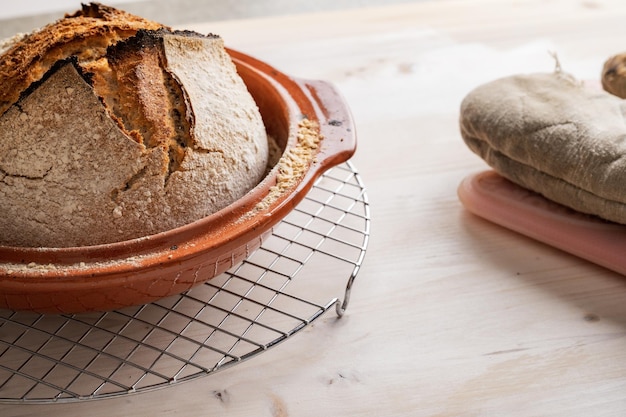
[89,29,198,174]
[0,2,164,116]
[17,56,93,103]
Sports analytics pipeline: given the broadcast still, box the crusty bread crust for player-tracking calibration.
[0,61,147,247]
[0,5,269,247]
[0,3,164,116]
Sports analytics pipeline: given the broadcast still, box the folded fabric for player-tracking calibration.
[460,71,626,224]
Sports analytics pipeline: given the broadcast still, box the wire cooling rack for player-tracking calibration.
[0,161,370,403]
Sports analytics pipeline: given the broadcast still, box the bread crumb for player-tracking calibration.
[2,251,150,276]
[112,206,123,218]
[243,118,322,218]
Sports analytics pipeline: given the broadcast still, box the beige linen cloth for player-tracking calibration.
[460,71,626,224]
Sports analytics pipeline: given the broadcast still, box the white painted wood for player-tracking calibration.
[4,1,626,415]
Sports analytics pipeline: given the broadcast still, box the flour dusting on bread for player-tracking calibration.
[0,3,269,247]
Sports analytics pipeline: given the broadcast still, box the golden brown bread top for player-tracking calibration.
[0,2,164,116]
[83,29,195,177]
[0,2,195,172]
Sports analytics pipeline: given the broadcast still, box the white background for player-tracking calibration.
[0,1,143,19]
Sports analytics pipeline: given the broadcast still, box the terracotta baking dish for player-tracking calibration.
[0,49,356,314]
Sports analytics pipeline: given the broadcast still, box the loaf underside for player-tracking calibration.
[0,5,269,247]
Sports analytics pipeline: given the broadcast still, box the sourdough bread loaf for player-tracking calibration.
[0,4,269,247]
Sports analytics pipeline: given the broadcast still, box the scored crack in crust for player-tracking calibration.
[0,3,270,247]
[0,3,165,116]
[83,29,198,182]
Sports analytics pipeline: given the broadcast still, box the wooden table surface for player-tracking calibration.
[6,0,626,415]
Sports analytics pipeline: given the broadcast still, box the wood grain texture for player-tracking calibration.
[5,0,626,415]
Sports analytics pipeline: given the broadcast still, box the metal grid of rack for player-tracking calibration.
[0,161,370,403]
